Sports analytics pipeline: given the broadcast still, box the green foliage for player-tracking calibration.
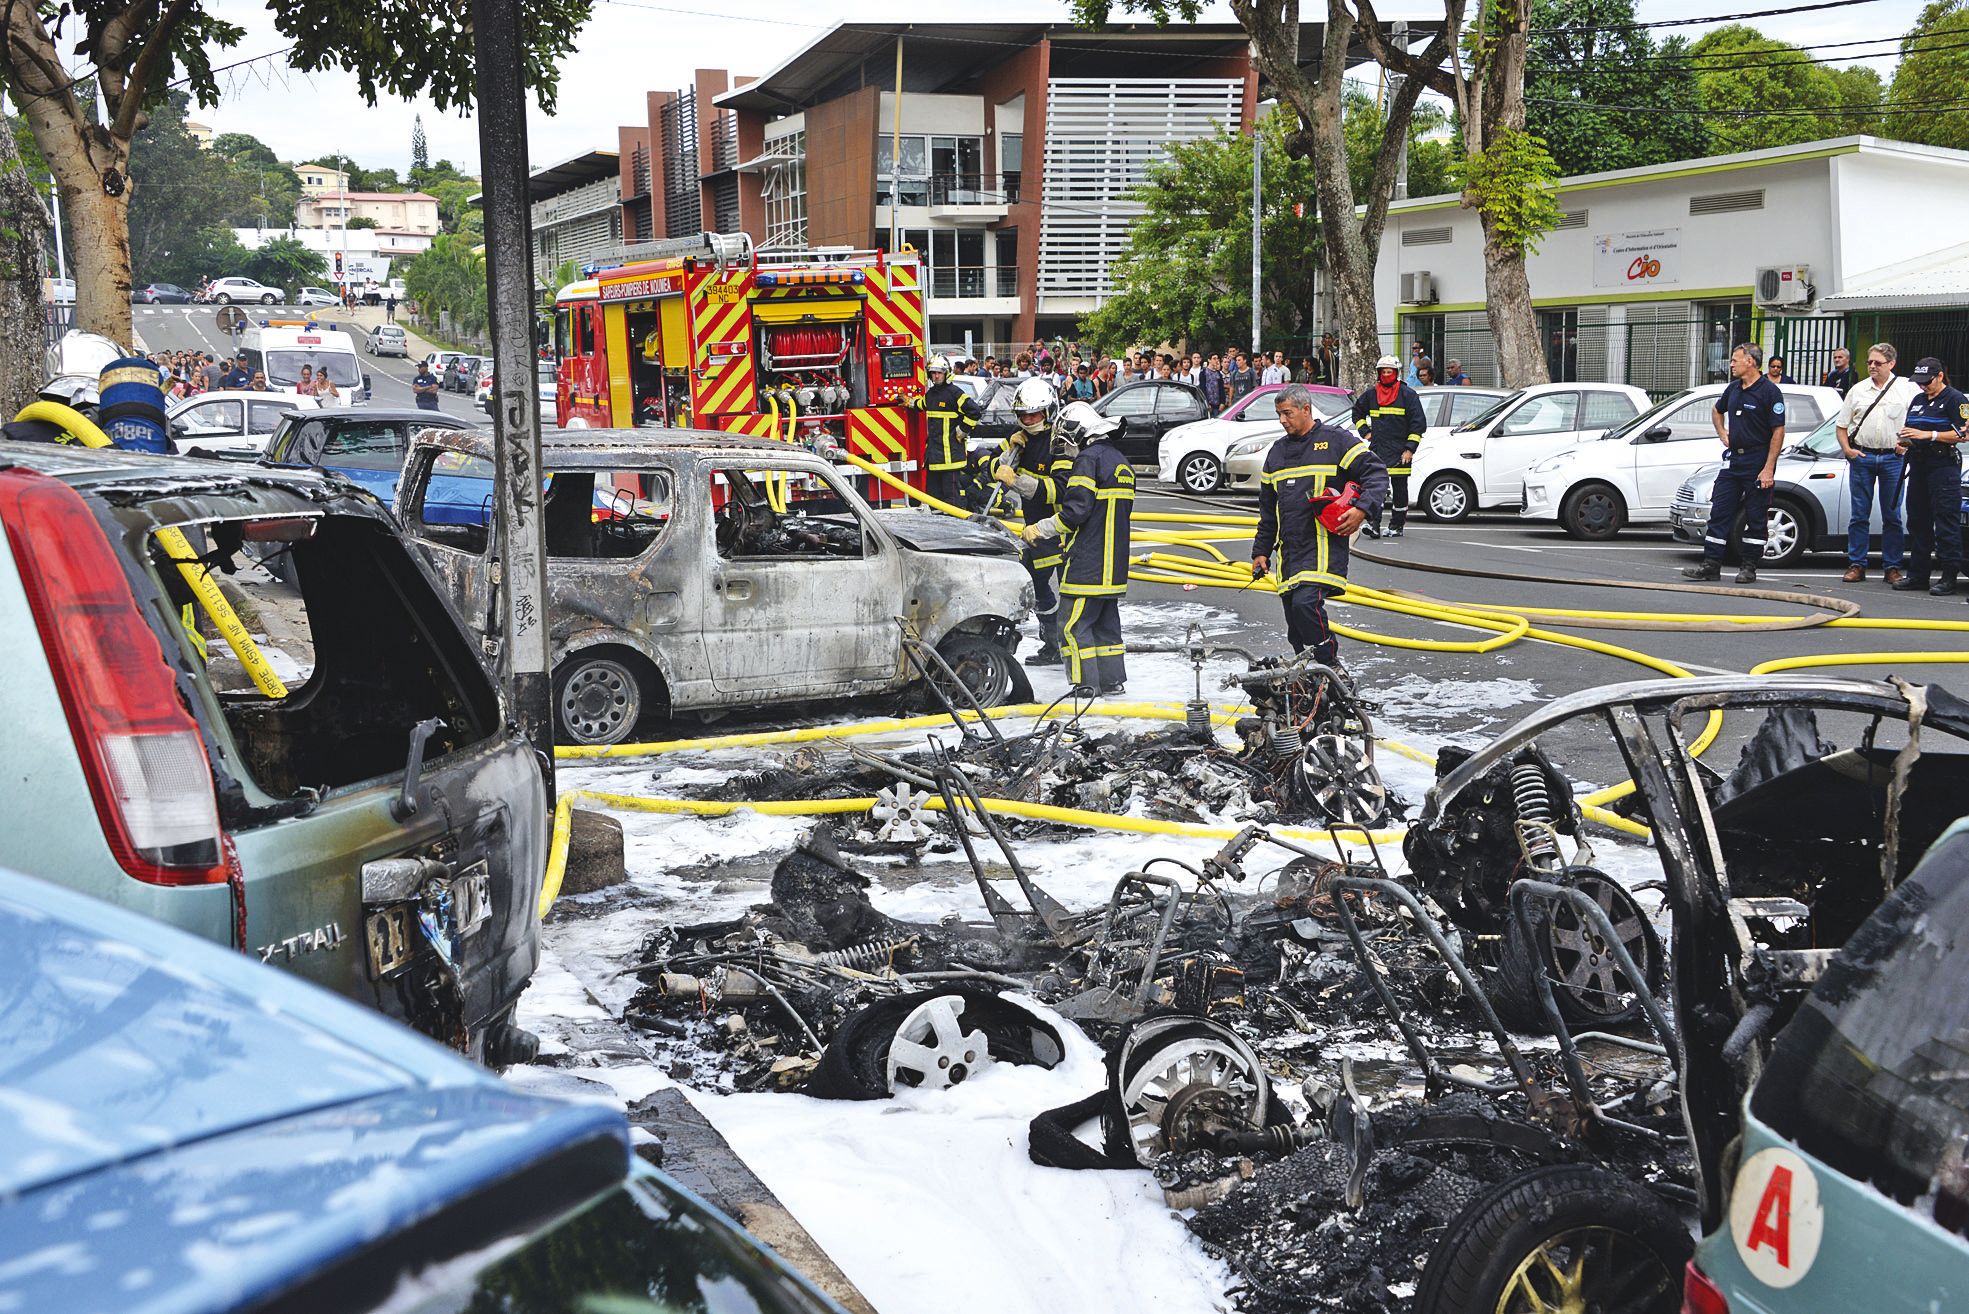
[346,216,379,230]
[1688,25,1883,151]
[405,234,488,340]
[1456,125,1564,256]
[541,259,584,316]
[1888,0,1969,150]
[128,91,262,286]
[1343,87,1457,200]
[1080,109,1319,354]
[1525,0,1710,175]
[244,236,326,291]
[426,177,484,237]
[411,114,430,173]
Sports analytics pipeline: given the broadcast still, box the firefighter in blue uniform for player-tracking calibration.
[908,354,982,511]
[993,377,1074,665]
[1351,354,1426,538]
[1891,357,1967,597]
[1023,401,1133,696]
[1685,342,1786,585]
[1252,384,1389,668]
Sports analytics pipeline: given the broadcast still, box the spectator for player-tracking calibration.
[1314,334,1338,387]
[296,365,315,396]
[1405,341,1427,386]
[199,354,221,390]
[314,369,340,405]
[1154,355,1175,381]
[1444,359,1471,386]
[1068,363,1097,401]
[1822,347,1856,397]
[250,370,269,391]
[1226,350,1252,402]
[1294,356,1318,384]
[219,358,250,389]
[1835,342,1919,584]
[1202,353,1226,414]
[1683,342,1786,585]
[1766,356,1795,385]
[1416,362,1436,386]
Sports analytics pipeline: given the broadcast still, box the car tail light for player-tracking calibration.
[0,467,225,884]
[1682,1261,1728,1314]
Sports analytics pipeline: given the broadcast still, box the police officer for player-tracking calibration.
[993,377,1074,666]
[1891,357,1966,597]
[908,354,982,511]
[1023,401,1134,696]
[1351,354,1427,539]
[1684,342,1787,585]
[1252,384,1389,668]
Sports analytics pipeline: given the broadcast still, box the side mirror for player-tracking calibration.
[363,373,373,393]
[1637,424,1672,443]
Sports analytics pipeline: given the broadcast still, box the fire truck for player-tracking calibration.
[552,233,928,499]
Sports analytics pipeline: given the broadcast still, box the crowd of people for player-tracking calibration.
[141,349,343,402]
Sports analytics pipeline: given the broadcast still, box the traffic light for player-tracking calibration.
[333,251,345,279]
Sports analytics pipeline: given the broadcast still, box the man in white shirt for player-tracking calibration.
[1836,341,1922,584]
[1261,350,1290,387]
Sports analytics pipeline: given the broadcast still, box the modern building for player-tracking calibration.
[1375,136,1969,394]
[615,71,762,251]
[294,190,442,235]
[708,24,1260,353]
[294,163,351,196]
[523,150,624,277]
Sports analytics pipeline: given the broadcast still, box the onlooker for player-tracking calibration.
[1834,342,1919,584]
[1766,356,1795,385]
[1225,350,1252,402]
[1890,357,1966,597]
[250,370,269,391]
[296,364,315,396]
[1684,342,1786,585]
[1822,347,1856,397]
[1261,350,1290,386]
[1444,359,1471,386]
[219,357,250,389]
[1294,356,1318,384]
[1068,363,1097,402]
[384,291,398,323]
[1313,333,1338,387]
[314,369,341,404]
[1405,341,1428,387]
[1202,353,1225,413]
[1416,362,1436,387]
[413,359,442,411]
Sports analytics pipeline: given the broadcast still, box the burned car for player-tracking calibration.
[394,428,1035,745]
[0,444,547,1061]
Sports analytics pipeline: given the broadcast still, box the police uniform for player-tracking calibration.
[1351,379,1427,533]
[1899,382,1967,590]
[1698,375,1788,565]
[1045,435,1135,691]
[1253,420,1389,666]
[909,379,982,509]
[1003,430,1076,659]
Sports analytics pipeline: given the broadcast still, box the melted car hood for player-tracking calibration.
[868,508,1021,556]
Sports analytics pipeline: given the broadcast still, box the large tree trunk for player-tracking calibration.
[0,121,53,416]
[55,168,134,344]
[1474,21,1547,386]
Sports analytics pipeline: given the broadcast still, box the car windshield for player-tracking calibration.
[1455,390,1522,432]
[1605,389,1703,441]
[1751,823,1969,1233]
[1798,416,1842,455]
[267,349,360,387]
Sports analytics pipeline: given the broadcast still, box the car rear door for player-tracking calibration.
[1099,386,1161,464]
[1483,391,1581,500]
[1152,386,1207,461]
[395,446,500,642]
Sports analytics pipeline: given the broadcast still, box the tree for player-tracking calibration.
[245,237,326,293]
[405,234,488,342]
[428,178,485,237]
[412,113,430,172]
[1344,86,1458,201]
[2,0,590,345]
[1083,109,1321,353]
[1,114,52,419]
[1687,25,1883,152]
[127,92,258,287]
[347,216,379,229]
[1887,0,1969,151]
[1524,0,1709,175]
[1075,0,1452,384]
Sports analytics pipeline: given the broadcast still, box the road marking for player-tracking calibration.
[1463,540,1543,553]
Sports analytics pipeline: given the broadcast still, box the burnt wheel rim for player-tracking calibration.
[560,659,640,745]
[1178,453,1221,493]
[939,644,1014,707]
[1493,1224,1678,1314]
[1544,873,1655,1020]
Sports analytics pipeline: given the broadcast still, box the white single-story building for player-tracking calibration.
[1374,136,1969,394]
[232,227,435,288]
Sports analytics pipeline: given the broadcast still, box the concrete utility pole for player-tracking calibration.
[471,0,556,781]
[1250,104,1262,358]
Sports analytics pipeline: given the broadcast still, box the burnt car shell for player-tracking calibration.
[0,444,546,1055]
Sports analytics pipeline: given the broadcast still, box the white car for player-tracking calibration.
[1521,381,1846,539]
[296,286,338,308]
[44,277,76,306]
[1410,381,1650,522]
[1415,385,1515,443]
[367,324,409,357]
[206,276,282,305]
[168,390,320,458]
[1158,384,1353,494]
[474,362,495,412]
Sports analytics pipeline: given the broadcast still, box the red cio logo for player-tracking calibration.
[1627,255,1663,281]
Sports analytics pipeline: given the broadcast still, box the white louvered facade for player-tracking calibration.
[1038,78,1244,304]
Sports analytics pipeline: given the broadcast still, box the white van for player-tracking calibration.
[236,319,369,406]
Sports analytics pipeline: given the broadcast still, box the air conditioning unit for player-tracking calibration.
[1401,271,1437,305]
[1754,265,1812,307]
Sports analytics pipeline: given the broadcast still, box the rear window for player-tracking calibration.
[147,511,498,805]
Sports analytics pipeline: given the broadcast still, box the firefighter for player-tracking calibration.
[1253,384,1390,668]
[1022,401,1134,696]
[992,377,1073,666]
[1350,354,1426,539]
[908,354,982,510]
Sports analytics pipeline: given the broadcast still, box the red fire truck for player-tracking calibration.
[552,233,928,498]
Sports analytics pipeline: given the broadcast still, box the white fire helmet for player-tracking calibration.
[927,353,951,377]
[1056,400,1119,448]
[1011,376,1058,434]
[1375,355,1401,372]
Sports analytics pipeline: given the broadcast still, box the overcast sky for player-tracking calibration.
[190,0,1936,177]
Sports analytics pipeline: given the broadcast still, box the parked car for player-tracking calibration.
[538,356,559,408]
[426,349,466,379]
[1670,413,1969,565]
[1089,379,1210,465]
[362,276,409,306]
[43,275,76,306]
[295,285,339,308]
[1415,384,1515,437]
[206,275,282,305]
[366,322,409,356]
[1687,814,1969,1314]
[1409,381,1650,521]
[261,406,474,503]
[131,281,193,304]
[475,360,496,411]
[0,443,546,1057]
[0,870,843,1314]
[168,389,321,459]
[1160,382,1353,494]
[395,428,1036,745]
[445,354,483,393]
[1521,381,1843,539]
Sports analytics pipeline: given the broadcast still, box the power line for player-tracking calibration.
[1526,90,1969,116]
[1533,0,1890,35]
[1530,32,1969,76]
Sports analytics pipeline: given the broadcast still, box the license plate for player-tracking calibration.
[450,861,492,937]
[365,905,413,977]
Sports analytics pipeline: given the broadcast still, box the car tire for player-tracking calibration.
[215,293,232,305]
[1176,451,1224,495]
[1421,473,1476,523]
[1414,1164,1689,1314]
[1491,867,1664,1033]
[1559,483,1625,540]
[808,989,1065,1101]
[928,632,1028,709]
[260,293,277,304]
[1761,496,1811,566]
[553,654,644,746]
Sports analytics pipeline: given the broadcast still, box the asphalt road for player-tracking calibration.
[132,303,485,421]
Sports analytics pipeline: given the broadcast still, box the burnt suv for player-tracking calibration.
[0,443,547,1059]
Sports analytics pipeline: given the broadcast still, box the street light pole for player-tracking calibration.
[471,0,556,781]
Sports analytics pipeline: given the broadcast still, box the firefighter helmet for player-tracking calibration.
[1056,400,1119,448]
[1375,355,1401,372]
[927,353,951,377]
[1011,376,1057,434]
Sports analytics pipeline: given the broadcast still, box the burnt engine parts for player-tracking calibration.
[1228,656,1391,829]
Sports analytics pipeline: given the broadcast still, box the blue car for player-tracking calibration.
[0,870,841,1314]
[261,407,475,504]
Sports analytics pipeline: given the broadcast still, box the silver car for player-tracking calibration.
[1671,415,1969,565]
[395,428,1036,744]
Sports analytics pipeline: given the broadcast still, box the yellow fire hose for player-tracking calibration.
[13,402,289,697]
